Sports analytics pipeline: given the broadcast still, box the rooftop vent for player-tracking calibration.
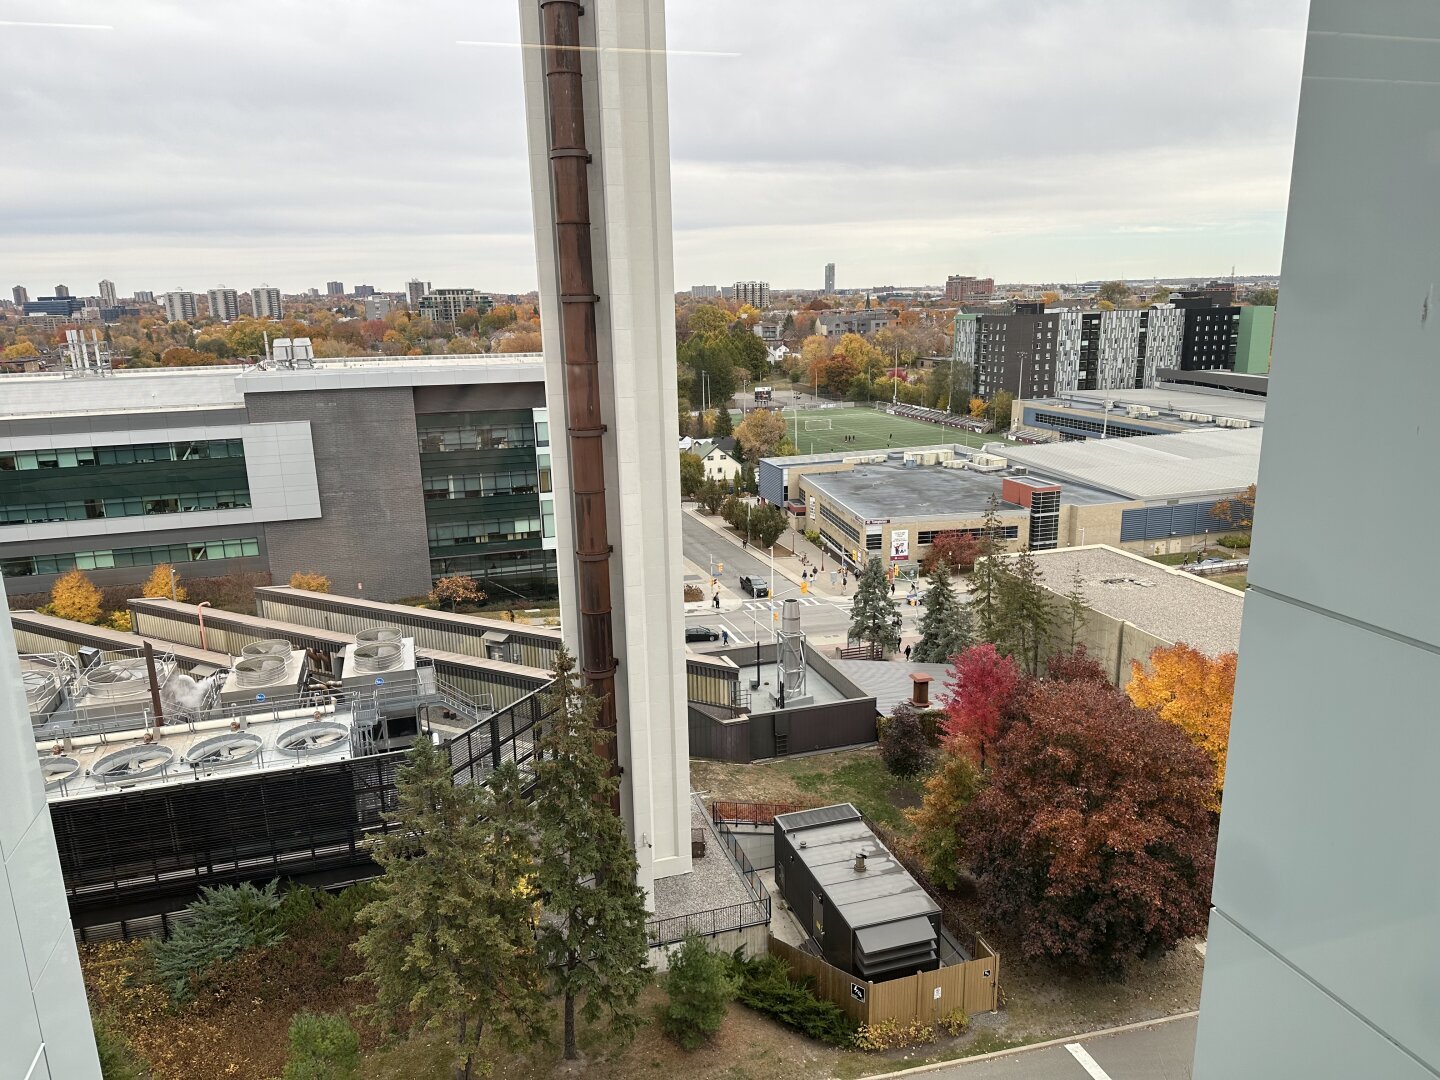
[356,626,403,646]
[277,720,349,759]
[241,638,292,658]
[184,731,263,770]
[40,755,82,792]
[90,744,176,785]
[854,851,868,873]
[351,640,405,673]
[233,654,290,688]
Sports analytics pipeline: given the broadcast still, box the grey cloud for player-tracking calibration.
[0,0,1307,292]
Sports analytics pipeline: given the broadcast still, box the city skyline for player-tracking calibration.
[0,1,1307,293]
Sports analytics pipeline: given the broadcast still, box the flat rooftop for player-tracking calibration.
[1002,427,1261,501]
[1037,385,1268,425]
[776,804,938,930]
[801,457,1115,522]
[0,353,544,420]
[1009,545,1244,656]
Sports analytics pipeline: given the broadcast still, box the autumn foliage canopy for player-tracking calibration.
[962,678,1217,974]
[1127,643,1238,807]
[940,643,1025,761]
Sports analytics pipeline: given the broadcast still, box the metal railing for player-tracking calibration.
[646,899,769,948]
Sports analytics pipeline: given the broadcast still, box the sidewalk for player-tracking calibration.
[682,554,747,614]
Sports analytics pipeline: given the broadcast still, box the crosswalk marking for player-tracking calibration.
[1065,1043,1114,1080]
[743,597,823,611]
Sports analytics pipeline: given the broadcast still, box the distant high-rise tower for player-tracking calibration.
[53,283,70,298]
[207,287,240,323]
[162,290,198,323]
[326,281,345,297]
[406,279,428,307]
[825,263,835,292]
[11,285,27,306]
[98,279,117,308]
[353,284,375,298]
[251,286,283,320]
[133,290,155,304]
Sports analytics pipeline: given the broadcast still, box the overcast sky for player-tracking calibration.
[0,1,1308,296]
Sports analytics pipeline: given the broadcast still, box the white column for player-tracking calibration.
[519,0,692,896]
[0,585,103,1079]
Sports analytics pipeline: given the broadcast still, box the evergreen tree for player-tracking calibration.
[911,559,973,664]
[354,747,546,1080]
[660,933,740,1050]
[533,647,651,1062]
[996,547,1053,675]
[712,404,734,438]
[848,556,902,655]
[1058,566,1088,651]
[968,494,1007,644]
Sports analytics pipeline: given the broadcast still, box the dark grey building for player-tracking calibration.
[0,355,556,601]
[773,804,941,980]
[974,301,1061,399]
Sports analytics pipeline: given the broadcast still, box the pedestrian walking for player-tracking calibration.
[722,628,730,645]
[904,644,912,662]
[891,580,896,595]
[841,573,848,590]
[713,591,720,610]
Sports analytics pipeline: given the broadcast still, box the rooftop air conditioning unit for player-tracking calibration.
[219,646,309,706]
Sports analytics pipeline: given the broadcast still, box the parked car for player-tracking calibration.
[739,575,770,597]
[685,625,722,643]
[784,500,806,516]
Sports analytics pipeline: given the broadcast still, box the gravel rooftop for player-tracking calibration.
[1008,545,1244,656]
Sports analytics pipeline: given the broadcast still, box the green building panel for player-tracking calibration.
[1235,305,1275,374]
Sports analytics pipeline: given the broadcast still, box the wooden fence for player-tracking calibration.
[768,934,999,1026]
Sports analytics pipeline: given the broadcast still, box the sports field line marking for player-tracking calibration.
[1064,1043,1113,1080]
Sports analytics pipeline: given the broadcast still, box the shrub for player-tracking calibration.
[938,1008,970,1037]
[94,1015,151,1079]
[283,1011,360,1080]
[141,563,186,603]
[876,708,946,747]
[107,610,134,633]
[729,951,855,1046]
[852,1016,938,1051]
[879,701,934,778]
[289,571,332,593]
[803,528,821,546]
[150,881,286,1002]
[49,569,103,623]
[683,584,704,603]
[661,934,740,1049]
[1217,533,1250,549]
[429,573,485,611]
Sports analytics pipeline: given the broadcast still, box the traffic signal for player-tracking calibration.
[717,562,724,572]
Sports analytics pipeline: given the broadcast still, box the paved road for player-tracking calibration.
[922,1016,1196,1080]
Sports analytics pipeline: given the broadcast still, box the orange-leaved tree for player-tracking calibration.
[49,569,103,624]
[141,563,186,602]
[430,574,485,612]
[1127,643,1237,807]
[289,571,332,593]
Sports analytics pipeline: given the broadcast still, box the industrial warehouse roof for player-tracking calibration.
[1006,545,1245,656]
[775,803,940,929]
[1002,427,1262,501]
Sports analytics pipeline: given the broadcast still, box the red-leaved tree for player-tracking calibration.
[941,643,1025,767]
[1045,644,1110,686]
[961,679,1217,975]
[921,531,981,574]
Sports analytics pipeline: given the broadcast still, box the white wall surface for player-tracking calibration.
[0,586,102,1079]
[520,0,692,897]
[1193,3,1440,1076]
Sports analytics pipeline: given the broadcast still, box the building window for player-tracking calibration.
[0,536,259,577]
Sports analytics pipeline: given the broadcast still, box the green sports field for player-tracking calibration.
[777,407,1013,456]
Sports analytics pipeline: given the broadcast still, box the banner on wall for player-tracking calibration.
[890,529,909,561]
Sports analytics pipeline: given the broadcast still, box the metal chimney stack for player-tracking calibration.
[772,597,811,708]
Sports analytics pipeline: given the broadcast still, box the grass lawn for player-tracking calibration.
[1212,571,1248,591]
[690,747,923,835]
[781,408,1014,456]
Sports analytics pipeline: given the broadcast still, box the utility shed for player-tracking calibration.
[773,803,940,980]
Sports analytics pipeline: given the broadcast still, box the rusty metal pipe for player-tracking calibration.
[540,0,619,772]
